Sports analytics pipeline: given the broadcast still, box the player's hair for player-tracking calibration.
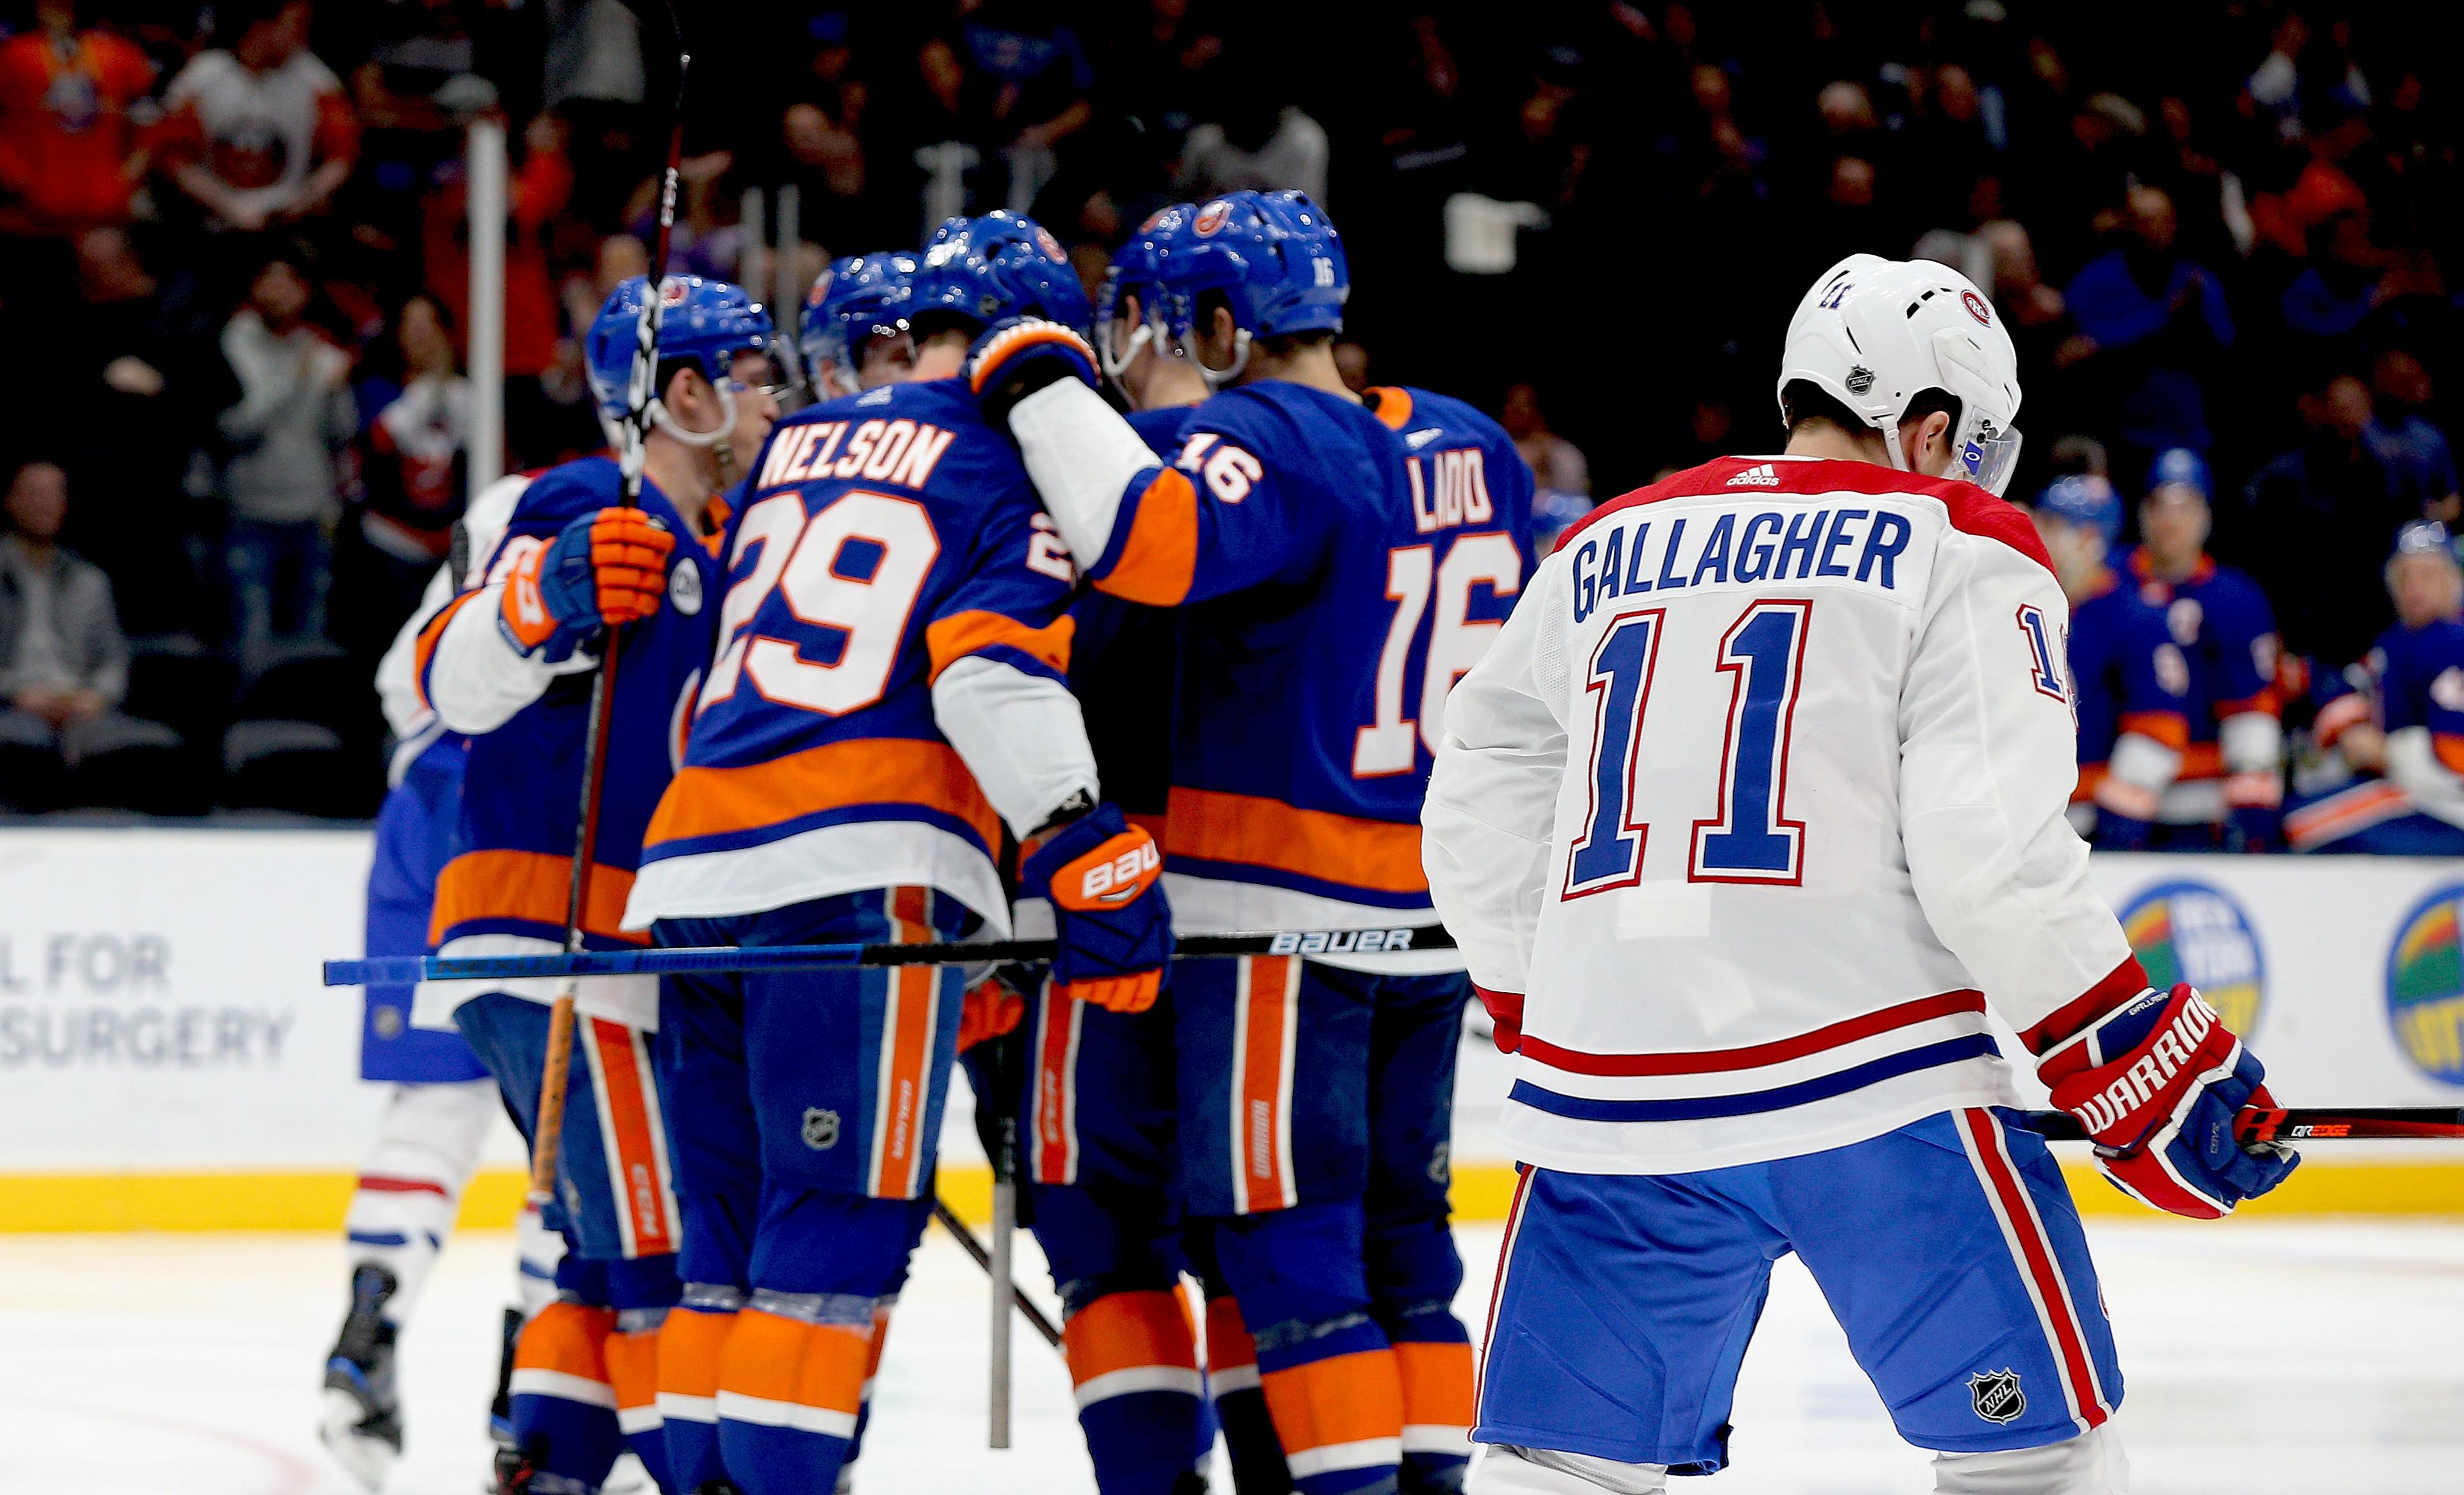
[1781,379,1962,437]
[903,309,982,348]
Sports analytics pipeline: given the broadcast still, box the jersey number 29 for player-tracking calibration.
[1564,600,1813,896]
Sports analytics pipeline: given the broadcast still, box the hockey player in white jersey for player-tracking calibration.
[1423,255,2297,1495]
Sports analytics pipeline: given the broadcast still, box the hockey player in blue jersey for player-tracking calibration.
[972,189,1536,1495]
[1425,252,2294,1495]
[2284,521,2464,853]
[2030,474,2193,850]
[2125,448,2285,849]
[802,251,917,398]
[413,274,781,1495]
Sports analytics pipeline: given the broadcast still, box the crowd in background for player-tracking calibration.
[0,0,2458,838]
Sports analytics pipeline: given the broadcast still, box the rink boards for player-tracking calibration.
[0,826,2457,1228]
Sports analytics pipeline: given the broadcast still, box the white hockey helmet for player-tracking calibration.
[1776,253,2024,495]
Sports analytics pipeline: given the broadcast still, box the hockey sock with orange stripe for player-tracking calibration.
[1257,1331,1405,1495]
[508,1299,625,1491]
[656,1286,737,1494]
[714,1296,874,1495]
[1391,1336,1475,1494]
[1060,1288,1208,1493]
[1206,1294,1292,1495]
[606,1308,672,1492]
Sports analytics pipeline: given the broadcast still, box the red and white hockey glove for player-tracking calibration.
[501,508,674,662]
[2034,982,2298,1218]
[1476,986,1524,1054]
[1020,801,1172,1013]
[966,316,1099,429]
[957,975,1027,1054]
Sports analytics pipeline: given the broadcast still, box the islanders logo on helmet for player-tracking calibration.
[2033,474,2122,547]
[2386,883,2464,1085]
[585,274,775,423]
[2118,881,2266,1041]
[2146,446,2212,503]
[801,251,916,395]
[908,210,1094,336]
[1097,202,1196,380]
[1156,190,1348,387]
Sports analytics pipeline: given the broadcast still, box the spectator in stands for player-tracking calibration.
[1502,382,1587,499]
[0,459,178,810]
[357,294,468,567]
[918,0,1096,214]
[155,0,359,242]
[776,10,886,249]
[2365,347,2460,524]
[216,248,355,672]
[2062,184,2234,486]
[2236,366,2417,672]
[0,0,157,244]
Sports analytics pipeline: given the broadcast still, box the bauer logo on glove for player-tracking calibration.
[1022,801,1172,1012]
[1059,837,1162,909]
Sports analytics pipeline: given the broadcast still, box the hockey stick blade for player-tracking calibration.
[2020,1106,2464,1144]
[324,923,1457,987]
[928,1197,1063,1349]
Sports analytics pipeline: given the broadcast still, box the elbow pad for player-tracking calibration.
[2219,710,2284,809]
[1007,378,1165,565]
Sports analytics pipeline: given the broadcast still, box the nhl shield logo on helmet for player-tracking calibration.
[801,1107,840,1150]
[1968,1369,2025,1424]
[1845,364,1875,395]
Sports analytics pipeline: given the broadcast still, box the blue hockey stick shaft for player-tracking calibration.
[325,922,1457,987]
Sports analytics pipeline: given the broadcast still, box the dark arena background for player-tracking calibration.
[0,2,2458,1492]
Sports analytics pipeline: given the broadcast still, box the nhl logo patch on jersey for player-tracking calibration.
[668,561,702,615]
[1968,1369,2025,1424]
[1845,364,1876,396]
[801,1107,841,1151]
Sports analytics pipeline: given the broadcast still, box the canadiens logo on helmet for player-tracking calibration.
[1845,364,1876,395]
[1962,289,1992,326]
[1195,200,1233,235]
[1969,1369,2025,1424]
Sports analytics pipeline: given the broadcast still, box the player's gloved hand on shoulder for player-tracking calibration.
[1020,798,1171,1014]
[500,507,674,662]
[965,316,1099,429]
[2035,982,2299,1218]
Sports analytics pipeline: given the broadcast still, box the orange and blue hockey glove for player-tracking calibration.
[965,316,1099,429]
[2034,982,2298,1218]
[499,507,674,662]
[1020,800,1172,1013]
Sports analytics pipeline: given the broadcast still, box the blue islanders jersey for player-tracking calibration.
[1068,405,1195,825]
[1082,382,1536,950]
[624,379,1079,933]
[2066,570,2190,803]
[419,457,721,959]
[2374,616,2464,767]
[2123,549,2280,782]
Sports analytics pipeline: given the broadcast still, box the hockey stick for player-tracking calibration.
[526,46,690,1208]
[2020,1106,2464,1145]
[327,923,1455,987]
[928,1196,1064,1349]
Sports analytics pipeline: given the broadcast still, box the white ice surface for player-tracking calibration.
[1,1222,2459,1495]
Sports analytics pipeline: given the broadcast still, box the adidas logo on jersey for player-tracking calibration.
[1727,463,1781,487]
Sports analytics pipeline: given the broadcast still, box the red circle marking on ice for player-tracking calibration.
[1962,289,1991,325]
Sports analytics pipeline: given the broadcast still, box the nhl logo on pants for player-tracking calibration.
[1968,1369,2026,1424]
[801,1107,841,1150]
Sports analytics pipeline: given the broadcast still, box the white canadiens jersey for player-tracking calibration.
[1423,455,2139,1175]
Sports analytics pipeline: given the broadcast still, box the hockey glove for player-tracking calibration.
[1476,986,1525,1054]
[2035,982,2298,1218]
[966,316,1099,430]
[957,974,1027,1054]
[1020,801,1171,1013]
[501,508,674,662]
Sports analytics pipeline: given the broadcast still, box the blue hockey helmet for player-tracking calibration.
[802,252,917,396]
[908,210,1093,339]
[585,274,776,429]
[2033,474,2123,547]
[2144,447,2212,504]
[1158,189,1348,386]
[2392,518,2458,563]
[1097,203,1195,380]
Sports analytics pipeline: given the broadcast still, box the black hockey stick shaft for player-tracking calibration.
[2019,1106,2464,1144]
[929,1195,1063,1349]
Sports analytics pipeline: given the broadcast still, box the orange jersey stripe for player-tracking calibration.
[2177,742,2225,781]
[1099,468,1199,606]
[1233,956,1297,1215]
[515,1301,616,1381]
[1393,1341,1476,1427]
[1031,984,1082,1184]
[717,1310,871,1415]
[1167,786,1428,895]
[1061,1290,1200,1386]
[430,849,645,946]
[2118,710,2191,752]
[923,608,1076,683]
[587,1018,676,1256]
[1259,1347,1405,1453]
[873,889,937,1199]
[411,589,481,708]
[644,738,1001,854]
[2438,733,2464,774]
